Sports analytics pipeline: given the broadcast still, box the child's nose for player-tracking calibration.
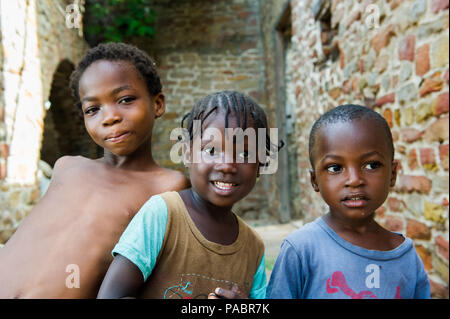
[345,167,364,187]
[102,105,122,126]
[214,153,238,173]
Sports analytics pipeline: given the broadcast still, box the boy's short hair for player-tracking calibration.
[308,104,394,166]
[181,90,283,161]
[70,42,162,108]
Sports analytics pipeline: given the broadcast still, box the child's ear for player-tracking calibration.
[390,159,399,187]
[309,169,320,192]
[153,93,166,119]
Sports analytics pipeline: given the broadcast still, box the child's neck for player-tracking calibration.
[324,212,378,235]
[102,141,159,171]
[323,212,405,251]
[188,188,234,221]
[179,188,238,245]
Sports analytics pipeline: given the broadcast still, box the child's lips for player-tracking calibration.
[105,131,131,143]
[341,194,369,208]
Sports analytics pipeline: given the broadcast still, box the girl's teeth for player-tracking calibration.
[214,181,234,189]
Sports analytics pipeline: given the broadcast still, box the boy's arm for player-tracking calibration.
[97,195,169,298]
[414,253,431,299]
[97,254,144,299]
[266,240,302,299]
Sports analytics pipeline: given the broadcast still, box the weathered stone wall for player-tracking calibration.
[0,0,89,243]
[261,0,448,298]
[139,0,275,220]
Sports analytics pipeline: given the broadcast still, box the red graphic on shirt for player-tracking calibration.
[326,271,402,299]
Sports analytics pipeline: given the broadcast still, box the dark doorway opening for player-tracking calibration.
[40,60,101,168]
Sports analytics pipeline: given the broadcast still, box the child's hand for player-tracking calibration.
[208,285,247,299]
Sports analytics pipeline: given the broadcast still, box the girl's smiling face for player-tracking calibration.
[78,60,164,156]
[310,118,397,221]
[188,109,260,209]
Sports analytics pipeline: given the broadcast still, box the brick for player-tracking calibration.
[398,34,415,61]
[423,116,449,142]
[404,106,415,125]
[371,24,396,54]
[432,35,449,69]
[433,92,449,115]
[0,143,8,159]
[398,83,418,104]
[415,44,430,76]
[415,245,433,271]
[394,109,401,126]
[419,147,437,166]
[445,68,449,84]
[375,92,395,107]
[384,215,404,231]
[375,206,386,218]
[346,9,361,28]
[295,86,302,98]
[342,80,351,94]
[375,54,390,73]
[401,128,423,143]
[408,149,419,170]
[359,59,364,74]
[396,175,432,194]
[406,219,431,240]
[420,76,444,97]
[329,87,342,100]
[383,108,393,127]
[424,201,445,223]
[387,197,406,212]
[436,235,449,261]
[416,102,433,123]
[351,77,359,93]
[389,0,405,10]
[433,253,449,283]
[430,279,449,299]
[339,46,345,69]
[439,144,449,170]
[432,0,449,13]
[0,160,5,180]
[228,75,248,81]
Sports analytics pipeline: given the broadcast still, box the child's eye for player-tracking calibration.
[237,151,255,161]
[118,96,135,104]
[203,147,217,156]
[238,151,249,159]
[84,106,99,115]
[364,161,382,170]
[326,164,342,173]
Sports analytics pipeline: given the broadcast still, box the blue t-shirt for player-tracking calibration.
[112,195,267,299]
[267,217,430,299]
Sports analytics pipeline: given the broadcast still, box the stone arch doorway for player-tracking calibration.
[40,59,101,168]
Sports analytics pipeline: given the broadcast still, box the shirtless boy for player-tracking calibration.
[0,43,189,298]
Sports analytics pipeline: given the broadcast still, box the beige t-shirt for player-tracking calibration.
[113,191,265,299]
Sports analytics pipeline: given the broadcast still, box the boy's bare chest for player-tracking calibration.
[76,172,160,215]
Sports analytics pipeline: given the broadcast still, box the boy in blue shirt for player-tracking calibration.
[267,104,430,299]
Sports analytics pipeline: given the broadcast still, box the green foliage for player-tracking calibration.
[85,0,156,43]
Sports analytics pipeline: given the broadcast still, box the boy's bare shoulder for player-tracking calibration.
[52,155,100,178]
[155,167,190,192]
[53,155,88,169]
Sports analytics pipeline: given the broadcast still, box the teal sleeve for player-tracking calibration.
[249,255,267,299]
[112,195,168,281]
